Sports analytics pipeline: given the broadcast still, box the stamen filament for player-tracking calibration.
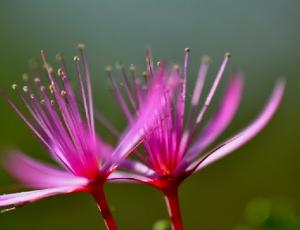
[195,53,231,126]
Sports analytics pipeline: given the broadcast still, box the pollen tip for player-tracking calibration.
[61,90,66,96]
[57,68,63,76]
[22,86,29,93]
[115,63,124,70]
[184,48,190,53]
[49,83,55,93]
[142,71,148,78]
[12,84,18,90]
[225,52,231,58]
[157,61,161,67]
[129,64,136,71]
[105,66,113,76]
[173,64,180,70]
[40,99,45,105]
[22,73,29,82]
[201,55,211,64]
[47,67,54,74]
[40,85,46,92]
[78,43,86,50]
[73,56,80,62]
[34,78,41,83]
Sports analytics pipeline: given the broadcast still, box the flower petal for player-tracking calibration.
[121,159,156,177]
[189,80,285,172]
[103,72,179,173]
[108,171,151,183]
[0,186,81,207]
[185,75,243,163]
[5,152,89,189]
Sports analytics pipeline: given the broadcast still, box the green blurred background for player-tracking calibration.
[0,1,299,229]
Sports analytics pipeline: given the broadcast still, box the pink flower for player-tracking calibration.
[0,45,177,230]
[110,49,285,230]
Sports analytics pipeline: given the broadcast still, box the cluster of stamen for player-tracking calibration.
[1,44,103,177]
[105,47,232,176]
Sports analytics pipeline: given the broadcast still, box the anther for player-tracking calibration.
[225,52,231,58]
[48,67,54,74]
[201,55,211,64]
[105,66,113,77]
[184,48,190,53]
[115,63,124,70]
[40,86,46,92]
[22,86,29,93]
[73,56,80,62]
[129,64,136,72]
[22,74,29,82]
[78,43,86,50]
[30,94,35,99]
[50,100,55,106]
[49,83,55,93]
[34,78,41,83]
[57,68,63,76]
[173,64,180,71]
[12,84,18,90]
[157,61,161,67]
[40,99,45,105]
[142,71,148,78]
[61,90,67,96]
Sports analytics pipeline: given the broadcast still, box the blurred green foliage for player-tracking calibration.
[233,198,300,230]
[153,219,172,230]
[0,0,299,229]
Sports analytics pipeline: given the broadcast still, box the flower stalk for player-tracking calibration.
[163,186,183,230]
[92,184,117,230]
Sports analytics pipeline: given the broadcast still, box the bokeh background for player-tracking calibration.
[0,1,299,229]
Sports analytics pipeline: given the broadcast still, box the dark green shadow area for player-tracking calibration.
[0,1,299,229]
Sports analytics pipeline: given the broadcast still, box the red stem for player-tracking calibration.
[92,185,118,230]
[163,186,183,230]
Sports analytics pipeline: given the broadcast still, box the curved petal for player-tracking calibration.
[185,75,243,163]
[189,80,285,172]
[107,171,151,184]
[121,159,156,176]
[5,152,89,189]
[103,72,179,173]
[0,186,81,207]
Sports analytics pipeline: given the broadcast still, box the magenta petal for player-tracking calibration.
[5,152,89,189]
[190,80,285,172]
[185,75,243,162]
[121,159,156,176]
[103,74,179,172]
[0,186,80,207]
[108,171,151,183]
